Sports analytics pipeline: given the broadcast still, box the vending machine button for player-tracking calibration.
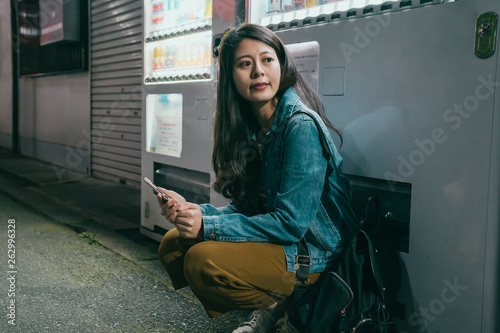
[331,13,341,21]
[363,6,374,15]
[316,15,327,24]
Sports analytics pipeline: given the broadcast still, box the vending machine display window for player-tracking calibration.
[146,94,183,158]
[249,0,389,25]
[249,0,455,28]
[143,0,213,84]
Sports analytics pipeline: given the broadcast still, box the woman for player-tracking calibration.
[157,23,358,333]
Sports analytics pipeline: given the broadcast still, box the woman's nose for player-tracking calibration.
[252,63,264,78]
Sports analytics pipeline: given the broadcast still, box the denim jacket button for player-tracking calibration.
[209,231,216,240]
[263,161,269,168]
[266,189,272,196]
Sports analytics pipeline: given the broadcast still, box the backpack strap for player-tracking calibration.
[294,238,312,285]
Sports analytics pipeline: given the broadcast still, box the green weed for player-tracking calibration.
[79,232,101,246]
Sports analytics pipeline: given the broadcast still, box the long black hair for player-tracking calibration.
[212,23,341,202]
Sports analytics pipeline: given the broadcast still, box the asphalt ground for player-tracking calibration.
[0,148,246,332]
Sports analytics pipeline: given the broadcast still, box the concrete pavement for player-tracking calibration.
[0,148,246,332]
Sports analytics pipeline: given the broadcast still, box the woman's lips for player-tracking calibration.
[251,82,269,90]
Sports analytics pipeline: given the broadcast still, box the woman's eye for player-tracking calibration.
[264,57,273,63]
[240,61,251,67]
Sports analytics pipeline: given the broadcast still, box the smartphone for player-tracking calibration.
[143,177,171,201]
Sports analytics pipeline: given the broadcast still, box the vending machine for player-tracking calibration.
[247,0,500,332]
[140,0,244,239]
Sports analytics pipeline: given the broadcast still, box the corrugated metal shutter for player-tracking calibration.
[90,0,143,188]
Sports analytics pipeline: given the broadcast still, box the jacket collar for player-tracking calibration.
[272,87,302,134]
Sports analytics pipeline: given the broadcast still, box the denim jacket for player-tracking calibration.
[200,87,359,273]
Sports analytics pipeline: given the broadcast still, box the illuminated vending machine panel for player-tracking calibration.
[248,0,400,29]
[144,0,213,83]
[249,0,353,27]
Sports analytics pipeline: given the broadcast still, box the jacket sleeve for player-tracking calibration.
[199,200,256,217]
[201,114,328,243]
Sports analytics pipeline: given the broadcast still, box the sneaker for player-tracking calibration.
[274,314,300,333]
[232,309,278,333]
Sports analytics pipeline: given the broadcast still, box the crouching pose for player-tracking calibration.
[157,23,358,333]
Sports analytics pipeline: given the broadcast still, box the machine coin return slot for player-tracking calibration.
[154,163,210,204]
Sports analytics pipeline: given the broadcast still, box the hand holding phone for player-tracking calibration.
[143,177,171,201]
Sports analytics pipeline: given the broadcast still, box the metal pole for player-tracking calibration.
[11,0,19,154]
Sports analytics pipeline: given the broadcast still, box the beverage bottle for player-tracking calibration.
[203,36,211,66]
[294,0,304,8]
[175,43,184,68]
[184,41,191,67]
[157,0,165,27]
[204,0,212,17]
[269,0,281,12]
[282,0,294,11]
[166,44,173,68]
[159,45,166,69]
[195,40,203,66]
[192,0,203,21]
[153,46,160,71]
[152,0,159,26]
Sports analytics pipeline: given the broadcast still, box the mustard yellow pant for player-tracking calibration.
[158,228,320,318]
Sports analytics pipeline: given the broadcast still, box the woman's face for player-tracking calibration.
[232,38,281,111]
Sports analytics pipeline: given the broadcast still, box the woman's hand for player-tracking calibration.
[157,188,186,207]
[172,203,203,239]
[157,190,203,239]
[158,188,187,223]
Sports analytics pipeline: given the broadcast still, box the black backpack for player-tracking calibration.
[289,197,399,333]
